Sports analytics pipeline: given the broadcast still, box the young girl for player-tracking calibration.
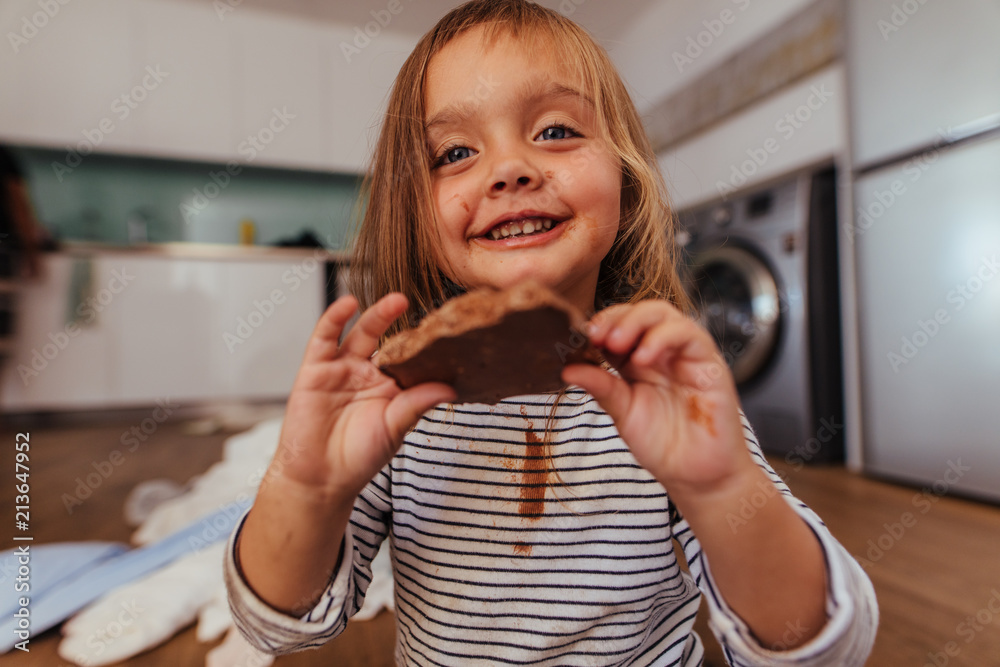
[226,2,878,664]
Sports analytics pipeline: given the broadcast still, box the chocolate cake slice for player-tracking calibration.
[376,280,606,404]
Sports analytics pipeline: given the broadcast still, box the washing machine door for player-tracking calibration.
[689,245,781,386]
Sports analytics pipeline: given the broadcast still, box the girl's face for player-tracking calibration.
[424,27,621,313]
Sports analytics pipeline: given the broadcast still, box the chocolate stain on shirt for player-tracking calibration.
[514,423,549,556]
[519,429,548,518]
[687,394,718,437]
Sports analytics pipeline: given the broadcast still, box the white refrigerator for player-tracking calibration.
[846,0,1000,502]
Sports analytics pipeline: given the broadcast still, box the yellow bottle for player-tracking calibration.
[239,219,256,245]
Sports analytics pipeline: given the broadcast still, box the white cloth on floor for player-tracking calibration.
[55,416,395,666]
[196,582,232,643]
[206,626,274,667]
[58,543,223,666]
[123,479,187,527]
[132,419,283,546]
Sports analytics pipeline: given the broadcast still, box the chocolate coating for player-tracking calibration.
[377,280,605,404]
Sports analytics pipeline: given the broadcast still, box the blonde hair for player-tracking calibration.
[350,0,691,340]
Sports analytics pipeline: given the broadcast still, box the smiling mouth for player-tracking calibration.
[485,217,558,240]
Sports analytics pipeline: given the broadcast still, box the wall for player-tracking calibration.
[658,64,847,211]
[10,146,361,247]
[610,0,818,113]
[606,0,846,209]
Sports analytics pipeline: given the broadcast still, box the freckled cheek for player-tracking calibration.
[431,188,463,241]
[579,177,621,232]
[442,191,469,213]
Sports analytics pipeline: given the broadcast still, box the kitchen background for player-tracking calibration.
[1,0,999,665]
[0,0,853,415]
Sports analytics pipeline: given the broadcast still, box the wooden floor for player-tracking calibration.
[2,415,999,666]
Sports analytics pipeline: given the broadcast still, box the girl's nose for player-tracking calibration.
[486,151,543,196]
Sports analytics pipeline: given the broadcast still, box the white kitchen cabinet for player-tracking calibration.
[230,11,328,171]
[0,255,117,410]
[0,0,232,162]
[108,256,231,404]
[846,0,1000,169]
[0,4,25,139]
[321,26,415,173]
[219,259,324,399]
[128,0,236,161]
[0,0,416,172]
[0,249,325,412]
[0,0,139,153]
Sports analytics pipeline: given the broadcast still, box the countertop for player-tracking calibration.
[50,241,351,263]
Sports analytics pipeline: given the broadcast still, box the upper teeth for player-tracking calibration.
[489,218,554,240]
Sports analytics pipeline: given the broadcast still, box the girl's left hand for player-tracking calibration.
[562,300,756,496]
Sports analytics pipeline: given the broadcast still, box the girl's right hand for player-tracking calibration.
[268,293,456,502]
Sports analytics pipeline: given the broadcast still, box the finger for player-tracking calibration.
[599,302,685,359]
[339,293,409,359]
[585,304,630,347]
[301,295,360,365]
[562,364,632,425]
[638,328,733,393]
[383,382,457,444]
[630,317,719,369]
[616,313,729,389]
[679,354,734,393]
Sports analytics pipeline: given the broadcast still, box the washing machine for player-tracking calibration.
[676,166,844,464]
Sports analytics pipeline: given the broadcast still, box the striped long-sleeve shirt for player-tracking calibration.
[225,389,878,666]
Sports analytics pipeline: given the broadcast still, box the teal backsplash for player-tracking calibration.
[8,146,362,249]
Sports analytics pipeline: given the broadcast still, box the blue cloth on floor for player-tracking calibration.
[0,497,251,653]
[0,542,128,617]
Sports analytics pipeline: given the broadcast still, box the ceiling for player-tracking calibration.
[178,0,663,43]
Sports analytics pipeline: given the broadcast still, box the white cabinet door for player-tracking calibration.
[0,255,117,410]
[847,0,1000,167]
[0,0,139,153]
[0,0,406,172]
[854,138,1000,501]
[219,258,323,399]
[111,254,324,404]
[109,256,231,405]
[129,0,236,161]
[0,252,325,411]
[322,26,415,173]
[230,11,327,170]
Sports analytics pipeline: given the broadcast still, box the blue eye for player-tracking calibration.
[537,125,577,141]
[440,146,474,165]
